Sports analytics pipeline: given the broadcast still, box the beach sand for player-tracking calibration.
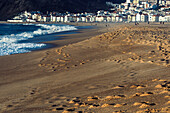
[0,23,169,113]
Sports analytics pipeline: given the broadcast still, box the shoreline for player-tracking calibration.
[0,22,122,57]
[0,23,94,57]
[0,23,169,113]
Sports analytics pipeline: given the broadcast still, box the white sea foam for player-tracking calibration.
[0,24,77,56]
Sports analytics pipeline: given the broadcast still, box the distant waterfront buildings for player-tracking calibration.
[7,0,170,23]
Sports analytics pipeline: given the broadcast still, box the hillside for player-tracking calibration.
[0,0,125,20]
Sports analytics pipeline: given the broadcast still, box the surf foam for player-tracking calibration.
[0,24,77,56]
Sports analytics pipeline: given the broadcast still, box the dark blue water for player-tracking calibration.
[0,23,78,56]
[0,24,41,35]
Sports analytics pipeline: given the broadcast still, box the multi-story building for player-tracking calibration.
[127,15,132,22]
[141,14,148,22]
[7,0,170,23]
[132,15,136,22]
[151,15,160,22]
[133,0,140,5]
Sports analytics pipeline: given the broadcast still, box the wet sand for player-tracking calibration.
[0,23,169,113]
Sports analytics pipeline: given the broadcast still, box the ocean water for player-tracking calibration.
[0,23,77,56]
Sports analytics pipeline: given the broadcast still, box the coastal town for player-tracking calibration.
[7,0,170,23]
[1,0,170,113]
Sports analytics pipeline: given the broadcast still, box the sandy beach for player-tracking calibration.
[0,22,169,113]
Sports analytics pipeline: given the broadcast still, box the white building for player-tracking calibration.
[136,13,141,21]
[127,15,132,22]
[129,6,136,11]
[132,15,136,22]
[60,16,64,22]
[106,16,112,22]
[64,16,69,22]
[23,11,31,18]
[37,15,43,22]
[81,16,86,22]
[159,15,166,22]
[32,14,38,20]
[77,16,82,22]
[136,13,148,22]
[141,14,148,22]
[116,16,123,22]
[166,0,170,5]
[133,0,140,5]
[151,15,159,22]
[26,18,36,22]
[126,0,130,3]
[148,14,153,22]
[86,17,90,22]
[90,16,96,22]
[43,16,51,22]
[13,16,20,20]
[165,15,170,22]
[96,16,104,22]
[68,16,74,22]
[51,16,57,22]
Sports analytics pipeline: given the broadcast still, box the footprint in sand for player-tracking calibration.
[133,102,142,106]
[137,108,160,113]
[7,105,13,108]
[51,104,58,107]
[113,95,126,99]
[130,85,146,89]
[165,95,170,98]
[155,81,170,89]
[88,86,98,90]
[80,62,85,65]
[152,79,160,81]
[114,103,127,108]
[166,101,170,105]
[101,103,115,107]
[159,90,169,94]
[87,96,100,101]
[104,96,114,100]
[65,107,76,111]
[159,79,167,82]
[52,107,64,111]
[89,104,100,108]
[132,92,153,97]
[113,110,127,113]
[30,91,35,95]
[140,92,154,97]
[72,64,78,67]
[68,97,83,105]
[29,88,39,95]
[1,104,14,111]
[127,72,137,77]
[112,85,125,89]
[134,102,156,108]
[139,102,156,108]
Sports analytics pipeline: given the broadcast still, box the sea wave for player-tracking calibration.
[0,24,77,56]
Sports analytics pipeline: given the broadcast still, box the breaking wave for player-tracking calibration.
[0,24,77,56]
